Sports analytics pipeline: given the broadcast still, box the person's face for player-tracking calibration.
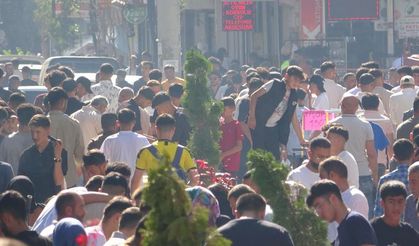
[164,68,175,79]
[360,83,374,93]
[381,195,406,222]
[312,196,336,223]
[344,75,357,90]
[97,104,108,114]
[4,116,18,135]
[209,75,221,87]
[31,126,50,146]
[116,73,126,82]
[141,65,152,77]
[5,64,13,75]
[72,195,86,222]
[324,68,337,80]
[139,97,152,108]
[286,75,302,89]
[86,163,107,179]
[408,172,419,196]
[222,105,235,119]
[150,85,161,94]
[309,83,319,95]
[9,79,20,91]
[156,101,172,115]
[308,147,331,169]
[22,70,30,79]
[76,84,87,98]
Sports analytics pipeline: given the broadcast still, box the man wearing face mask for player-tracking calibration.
[287,137,331,189]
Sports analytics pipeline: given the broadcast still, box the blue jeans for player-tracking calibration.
[359,175,376,219]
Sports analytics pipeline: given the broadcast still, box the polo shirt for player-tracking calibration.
[18,141,68,203]
[136,140,196,173]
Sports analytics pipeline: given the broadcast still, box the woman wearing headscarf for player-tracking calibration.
[186,186,220,227]
[53,218,87,246]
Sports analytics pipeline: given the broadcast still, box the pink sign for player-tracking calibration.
[303,110,334,131]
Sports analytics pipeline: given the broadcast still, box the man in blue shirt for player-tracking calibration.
[374,139,413,217]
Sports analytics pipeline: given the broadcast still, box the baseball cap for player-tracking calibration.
[400,75,415,86]
[76,76,93,94]
[62,78,78,93]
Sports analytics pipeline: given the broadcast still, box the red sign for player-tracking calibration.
[222,1,255,31]
[300,0,323,39]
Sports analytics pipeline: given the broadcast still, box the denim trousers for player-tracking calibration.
[359,175,376,219]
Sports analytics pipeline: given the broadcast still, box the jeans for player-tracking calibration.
[359,175,376,219]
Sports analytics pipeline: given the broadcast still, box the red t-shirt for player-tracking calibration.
[220,118,243,172]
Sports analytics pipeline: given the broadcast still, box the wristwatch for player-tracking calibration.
[54,157,62,163]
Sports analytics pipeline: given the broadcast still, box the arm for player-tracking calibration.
[386,132,394,162]
[292,111,307,145]
[53,140,65,191]
[366,140,378,185]
[220,139,243,160]
[188,169,199,186]
[74,125,85,177]
[239,122,252,147]
[248,87,267,129]
[80,192,112,204]
[131,169,145,194]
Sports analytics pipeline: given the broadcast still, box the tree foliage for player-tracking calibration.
[141,153,230,246]
[247,150,329,246]
[183,50,222,166]
[34,0,80,54]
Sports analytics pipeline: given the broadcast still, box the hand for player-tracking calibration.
[54,139,63,159]
[300,139,309,147]
[248,115,256,129]
[280,148,288,162]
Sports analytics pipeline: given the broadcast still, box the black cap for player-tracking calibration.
[152,92,171,108]
[76,76,93,94]
[62,79,78,93]
[359,73,375,85]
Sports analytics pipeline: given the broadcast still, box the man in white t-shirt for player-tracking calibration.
[101,109,149,180]
[320,61,345,109]
[319,157,369,242]
[287,137,331,189]
[325,125,359,188]
[389,75,417,127]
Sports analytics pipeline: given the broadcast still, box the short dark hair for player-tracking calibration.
[361,93,380,110]
[9,93,26,108]
[222,97,235,108]
[119,207,141,230]
[269,71,282,80]
[100,63,114,75]
[380,180,408,201]
[46,70,67,87]
[16,103,37,126]
[55,192,77,217]
[155,113,176,131]
[361,61,380,69]
[248,78,263,93]
[236,193,266,214]
[320,157,348,179]
[256,67,270,81]
[227,184,256,200]
[58,66,75,79]
[105,162,132,178]
[149,69,163,81]
[355,67,370,82]
[397,66,413,76]
[152,92,171,108]
[414,97,419,113]
[309,75,326,93]
[102,172,130,197]
[101,113,117,131]
[359,73,375,85]
[326,125,349,141]
[310,137,331,151]
[83,149,107,167]
[343,73,355,81]
[103,196,132,222]
[369,69,383,79]
[29,114,50,128]
[62,78,78,93]
[47,87,68,107]
[320,61,336,73]
[117,108,136,124]
[137,86,154,101]
[286,65,305,80]
[0,190,27,221]
[306,180,342,207]
[168,83,184,98]
[85,175,104,191]
[140,61,153,68]
[393,139,414,161]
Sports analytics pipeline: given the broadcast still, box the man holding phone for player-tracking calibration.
[18,114,68,203]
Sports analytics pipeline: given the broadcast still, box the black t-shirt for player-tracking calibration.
[13,230,52,246]
[238,98,250,123]
[65,97,84,115]
[335,211,377,246]
[371,217,419,246]
[218,218,294,246]
[151,108,191,146]
[126,99,142,132]
[18,141,68,203]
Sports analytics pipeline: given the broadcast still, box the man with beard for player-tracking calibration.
[0,190,52,246]
[287,137,331,189]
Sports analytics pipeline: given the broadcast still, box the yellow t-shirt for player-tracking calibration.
[161,77,185,91]
[136,140,196,172]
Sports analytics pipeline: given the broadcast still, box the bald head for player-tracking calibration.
[118,87,135,103]
[341,96,359,114]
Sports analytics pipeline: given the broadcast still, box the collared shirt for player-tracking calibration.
[71,105,102,152]
[18,141,68,203]
[104,231,126,246]
[91,80,121,113]
[389,88,417,126]
[101,131,149,179]
[0,131,33,173]
[48,111,85,187]
[323,78,345,109]
[374,164,409,217]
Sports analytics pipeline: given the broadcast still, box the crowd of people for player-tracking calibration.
[0,54,418,246]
